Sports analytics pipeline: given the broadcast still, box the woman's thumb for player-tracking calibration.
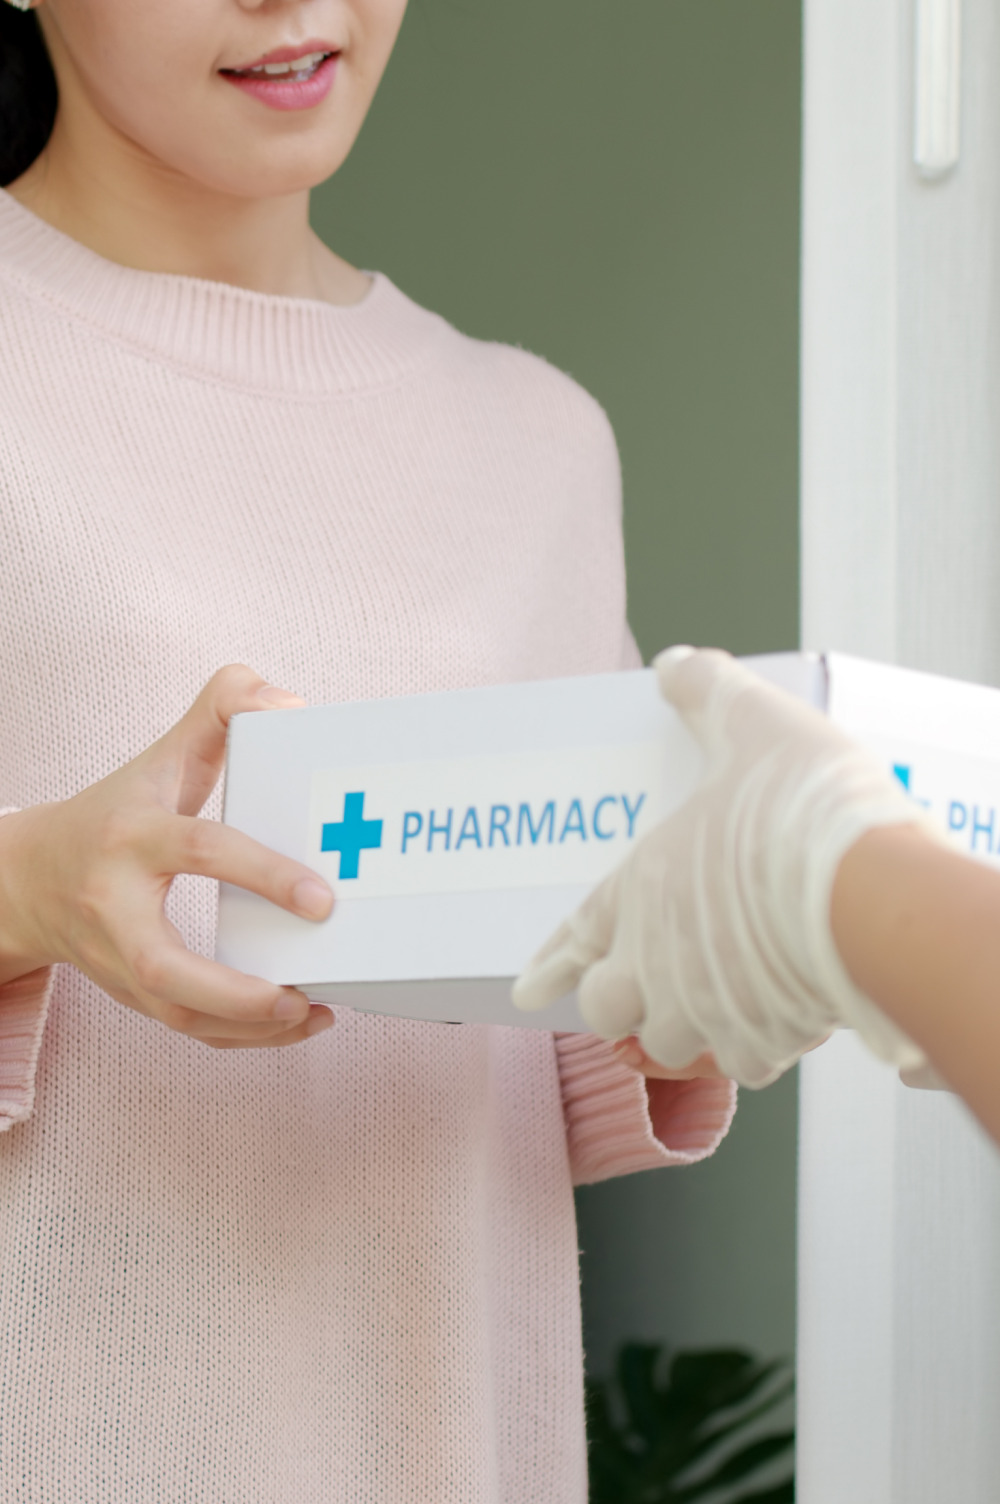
[154,665,304,815]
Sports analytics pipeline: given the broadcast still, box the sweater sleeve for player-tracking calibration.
[555,1032,737,1186]
[621,626,643,670]
[0,968,54,1132]
[0,809,55,1133]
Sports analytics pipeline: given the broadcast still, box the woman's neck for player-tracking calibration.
[7,113,368,307]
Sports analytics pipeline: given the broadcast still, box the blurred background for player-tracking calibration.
[312,0,801,1401]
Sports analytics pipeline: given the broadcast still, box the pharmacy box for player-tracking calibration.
[214,652,1000,1030]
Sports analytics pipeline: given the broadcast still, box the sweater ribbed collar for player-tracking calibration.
[0,188,444,397]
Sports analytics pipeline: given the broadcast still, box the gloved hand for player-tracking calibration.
[513,647,936,1088]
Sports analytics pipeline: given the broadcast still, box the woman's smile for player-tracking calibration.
[220,42,340,112]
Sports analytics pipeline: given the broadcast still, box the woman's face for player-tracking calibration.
[35,0,409,198]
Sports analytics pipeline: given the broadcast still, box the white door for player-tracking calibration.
[798,1,1000,1499]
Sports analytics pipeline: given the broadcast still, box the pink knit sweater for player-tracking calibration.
[0,188,735,1503]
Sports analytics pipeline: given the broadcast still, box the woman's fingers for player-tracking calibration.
[96,931,335,1043]
[187,1003,335,1047]
[158,816,333,920]
[101,910,312,1025]
[104,970,334,1047]
[4,670,336,1052]
[613,1037,727,1080]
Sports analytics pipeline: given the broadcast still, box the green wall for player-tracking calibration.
[312,0,802,1376]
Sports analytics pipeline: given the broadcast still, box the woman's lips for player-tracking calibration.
[220,52,338,112]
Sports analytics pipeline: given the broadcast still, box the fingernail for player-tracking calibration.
[306,1008,334,1037]
[275,992,308,1021]
[293,877,333,920]
[257,684,306,709]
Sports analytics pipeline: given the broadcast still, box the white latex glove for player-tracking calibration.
[513,647,936,1088]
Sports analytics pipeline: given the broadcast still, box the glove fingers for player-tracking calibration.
[511,921,594,1012]
[577,957,645,1038]
[654,644,742,713]
[637,1003,713,1074]
[653,646,754,759]
[512,872,621,1013]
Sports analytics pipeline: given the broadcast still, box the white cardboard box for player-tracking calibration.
[215,652,1000,1030]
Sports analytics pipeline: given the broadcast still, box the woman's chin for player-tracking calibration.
[167,143,350,204]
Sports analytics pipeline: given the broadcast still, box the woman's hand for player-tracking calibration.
[612,1038,729,1081]
[514,647,933,1088]
[0,665,335,1049]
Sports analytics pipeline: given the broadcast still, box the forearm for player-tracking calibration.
[832,825,1000,1142]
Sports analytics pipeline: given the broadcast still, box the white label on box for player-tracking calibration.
[854,734,1000,867]
[308,743,672,899]
[828,655,1000,867]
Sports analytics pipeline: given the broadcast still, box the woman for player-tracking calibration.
[516,647,1000,1147]
[0,3,735,1499]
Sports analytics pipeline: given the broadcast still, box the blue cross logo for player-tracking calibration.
[321,791,383,880]
[891,762,930,810]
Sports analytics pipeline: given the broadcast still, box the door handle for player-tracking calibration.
[914,0,961,178]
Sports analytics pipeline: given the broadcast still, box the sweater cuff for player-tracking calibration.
[0,966,54,1132]
[0,807,55,1131]
[555,1032,737,1186]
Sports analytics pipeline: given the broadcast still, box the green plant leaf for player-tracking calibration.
[586,1344,794,1504]
[668,1350,756,1406]
[680,1377,794,1474]
[669,1351,781,1419]
[673,1431,795,1501]
[729,1480,795,1504]
[588,1375,650,1499]
[618,1343,669,1448]
[647,1350,744,1473]
[661,1352,792,1479]
[584,1380,620,1453]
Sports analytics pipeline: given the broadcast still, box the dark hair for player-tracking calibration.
[0,7,57,187]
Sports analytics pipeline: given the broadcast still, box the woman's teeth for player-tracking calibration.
[240,52,329,79]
